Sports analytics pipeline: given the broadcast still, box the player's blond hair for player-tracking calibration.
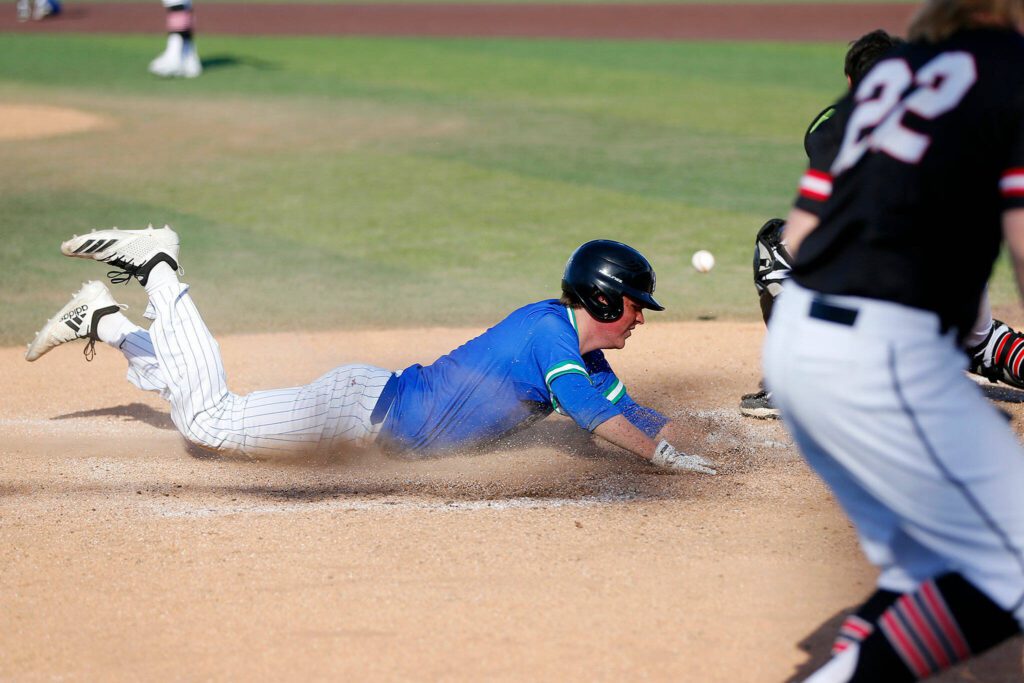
[908,0,1024,41]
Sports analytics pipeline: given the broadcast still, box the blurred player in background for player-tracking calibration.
[17,0,60,21]
[149,0,201,78]
[765,0,1024,678]
[16,0,201,77]
[741,28,1024,419]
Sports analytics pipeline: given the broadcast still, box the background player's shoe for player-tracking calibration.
[180,42,202,78]
[31,0,59,20]
[181,40,202,78]
[739,388,780,419]
[968,320,1024,390]
[61,225,181,286]
[25,281,125,362]
[149,35,202,79]
[16,0,31,21]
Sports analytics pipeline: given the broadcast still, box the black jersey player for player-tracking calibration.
[741,28,1024,419]
[765,1,1024,680]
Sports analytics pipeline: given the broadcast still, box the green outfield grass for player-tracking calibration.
[0,34,1014,346]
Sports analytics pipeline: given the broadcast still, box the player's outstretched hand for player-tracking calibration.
[651,440,717,475]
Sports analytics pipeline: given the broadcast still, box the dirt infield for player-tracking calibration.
[0,2,916,40]
[4,3,1024,679]
[4,321,1023,680]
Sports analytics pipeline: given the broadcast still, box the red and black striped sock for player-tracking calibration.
[831,589,900,656]
[993,327,1024,384]
[849,574,1019,681]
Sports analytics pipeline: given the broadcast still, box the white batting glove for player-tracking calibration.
[651,439,717,475]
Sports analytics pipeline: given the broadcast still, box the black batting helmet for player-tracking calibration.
[561,240,664,322]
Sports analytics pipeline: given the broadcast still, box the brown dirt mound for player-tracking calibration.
[0,103,109,140]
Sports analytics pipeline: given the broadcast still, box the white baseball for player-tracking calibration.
[691,249,715,273]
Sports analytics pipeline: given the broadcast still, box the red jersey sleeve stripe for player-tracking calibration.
[799,170,833,202]
[1000,169,1024,197]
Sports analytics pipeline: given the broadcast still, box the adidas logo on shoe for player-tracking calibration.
[60,304,89,333]
[25,281,126,362]
[61,225,181,286]
[60,304,88,321]
[64,314,86,333]
[71,238,118,255]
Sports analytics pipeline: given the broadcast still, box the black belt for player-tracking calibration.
[809,299,858,327]
[370,373,399,425]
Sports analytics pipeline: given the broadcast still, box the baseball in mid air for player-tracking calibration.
[691,249,715,273]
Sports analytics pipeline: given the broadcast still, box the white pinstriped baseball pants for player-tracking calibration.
[116,281,393,457]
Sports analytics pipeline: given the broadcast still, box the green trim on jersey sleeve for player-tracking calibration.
[808,107,836,136]
[545,361,588,386]
[545,360,589,414]
[565,306,579,333]
[603,379,626,404]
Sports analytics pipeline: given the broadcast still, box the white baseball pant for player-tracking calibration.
[764,282,1024,626]
[115,280,392,458]
[964,287,994,350]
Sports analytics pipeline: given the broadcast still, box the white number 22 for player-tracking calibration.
[831,52,977,175]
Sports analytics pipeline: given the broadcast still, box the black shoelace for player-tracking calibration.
[104,256,139,285]
[106,268,137,285]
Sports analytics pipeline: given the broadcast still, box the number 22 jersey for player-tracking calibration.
[792,28,1024,337]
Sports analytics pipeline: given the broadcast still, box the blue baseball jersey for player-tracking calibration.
[378,300,667,454]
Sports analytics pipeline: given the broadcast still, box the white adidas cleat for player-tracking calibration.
[61,224,181,285]
[149,35,202,78]
[25,281,125,362]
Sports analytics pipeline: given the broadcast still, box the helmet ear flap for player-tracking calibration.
[584,284,624,322]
